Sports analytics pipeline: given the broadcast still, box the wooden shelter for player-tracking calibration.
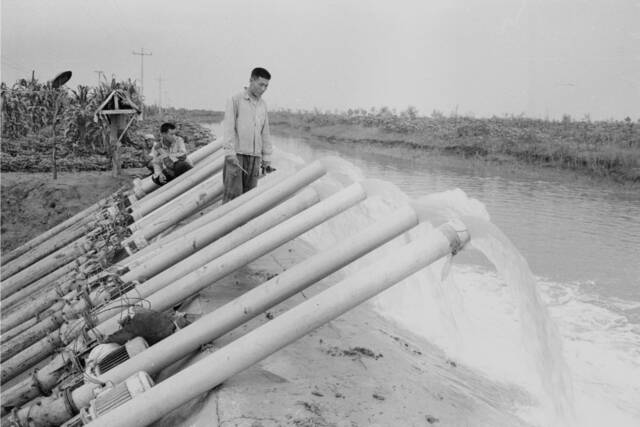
[94,90,141,176]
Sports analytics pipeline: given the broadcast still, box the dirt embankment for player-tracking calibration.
[0,170,139,254]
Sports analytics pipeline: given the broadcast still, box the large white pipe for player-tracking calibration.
[98,183,367,331]
[125,169,324,279]
[1,256,84,312]
[0,192,113,267]
[0,185,322,404]
[132,139,223,198]
[0,183,367,382]
[1,166,312,335]
[126,173,224,246]
[1,314,65,360]
[133,139,222,199]
[129,153,224,221]
[1,218,95,280]
[125,162,324,273]
[121,168,285,267]
[2,170,293,332]
[0,235,94,299]
[2,185,324,360]
[86,220,470,427]
[3,141,222,275]
[1,179,349,384]
[2,144,224,312]
[132,147,224,207]
[1,251,104,332]
[0,315,37,343]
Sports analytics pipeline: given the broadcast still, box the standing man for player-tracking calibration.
[222,67,274,202]
[150,122,193,185]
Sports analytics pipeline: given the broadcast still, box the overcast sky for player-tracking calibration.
[2,0,639,120]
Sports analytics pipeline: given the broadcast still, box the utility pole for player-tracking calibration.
[132,47,152,118]
[157,76,164,115]
[93,70,105,87]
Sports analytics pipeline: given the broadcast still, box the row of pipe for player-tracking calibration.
[1,140,224,303]
[1,159,302,335]
[1,141,226,363]
[0,162,323,364]
[0,161,229,381]
[1,145,471,427]
[0,139,223,284]
[1,161,330,387]
[3,199,469,426]
[0,160,320,388]
[87,220,468,427]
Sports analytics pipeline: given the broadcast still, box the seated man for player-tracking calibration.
[150,122,193,185]
[142,133,156,175]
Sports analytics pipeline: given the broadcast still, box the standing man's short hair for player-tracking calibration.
[251,67,271,80]
[160,122,176,133]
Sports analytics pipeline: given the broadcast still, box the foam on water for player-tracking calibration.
[272,151,640,426]
[540,280,640,426]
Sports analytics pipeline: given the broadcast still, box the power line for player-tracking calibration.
[94,70,106,87]
[156,76,164,113]
[132,48,152,119]
[132,48,152,101]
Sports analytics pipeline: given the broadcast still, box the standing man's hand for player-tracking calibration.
[225,154,240,168]
[261,160,275,175]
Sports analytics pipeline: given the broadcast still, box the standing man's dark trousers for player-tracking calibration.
[223,154,260,202]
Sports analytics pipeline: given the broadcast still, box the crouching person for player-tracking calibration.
[151,122,193,185]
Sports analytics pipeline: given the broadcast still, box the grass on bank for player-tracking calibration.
[270,110,640,183]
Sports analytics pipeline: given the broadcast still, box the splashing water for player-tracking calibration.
[461,216,575,426]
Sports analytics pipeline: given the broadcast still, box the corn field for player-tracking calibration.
[1,77,141,149]
[1,77,144,172]
[1,76,214,173]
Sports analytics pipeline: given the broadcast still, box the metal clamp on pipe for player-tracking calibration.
[438,219,470,255]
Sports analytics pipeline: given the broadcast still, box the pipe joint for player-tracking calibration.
[121,232,148,255]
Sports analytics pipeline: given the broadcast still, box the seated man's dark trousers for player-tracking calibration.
[151,159,193,186]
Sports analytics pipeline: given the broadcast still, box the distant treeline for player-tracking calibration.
[268,109,640,183]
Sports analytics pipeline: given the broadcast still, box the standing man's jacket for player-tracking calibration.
[222,89,273,162]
